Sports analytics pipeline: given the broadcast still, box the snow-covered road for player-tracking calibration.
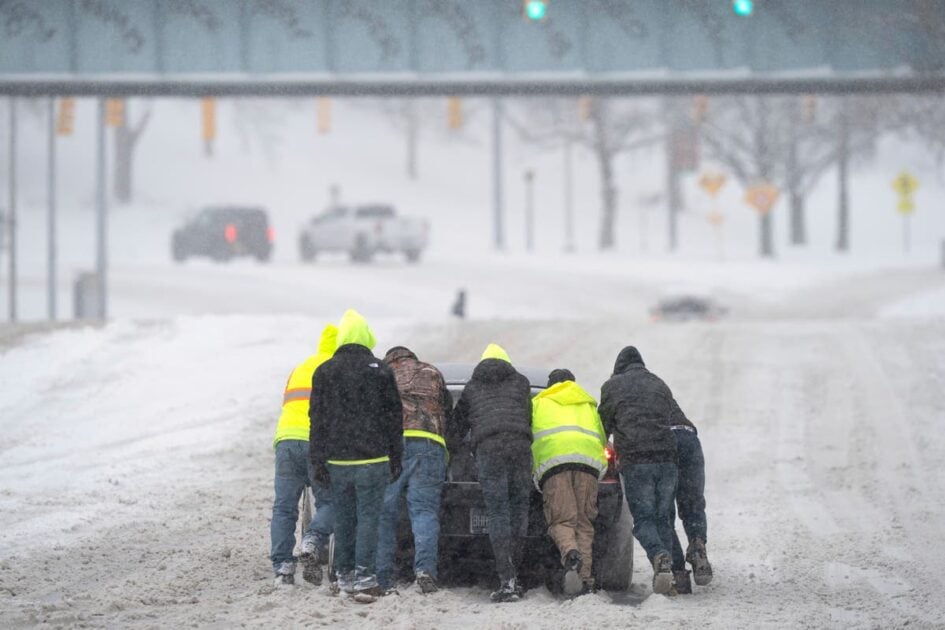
[1,258,944,628]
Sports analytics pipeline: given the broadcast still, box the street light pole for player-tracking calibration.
[8,97,17,322]
[563,139,575,253]
[524,169,535,252]
[47,97,58,320]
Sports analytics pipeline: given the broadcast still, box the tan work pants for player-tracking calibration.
[542,469,598,582]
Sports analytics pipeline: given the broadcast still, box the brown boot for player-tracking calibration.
[673,569,692,594]
[686,538,713,586]
[651,552,673,594]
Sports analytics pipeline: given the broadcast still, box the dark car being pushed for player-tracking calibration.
[172,206,273,263]
[389,364,634,593]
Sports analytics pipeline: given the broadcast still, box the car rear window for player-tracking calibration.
[355,205,395,218]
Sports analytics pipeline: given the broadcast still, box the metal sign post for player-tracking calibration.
[492,98,505,251]
[96,98,108,320]
[524,170,535,252]
[892,171,918,255]
[7,97,17,322]
[47,97,58,320]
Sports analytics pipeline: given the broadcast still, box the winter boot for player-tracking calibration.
[416,571,438,594]
[651,552,673,595]
[673,569,692,595]
[300,538,323,586]
[686,538,714,586]
[274,561,296,587]
[490,577,520,603]
[562,550,584,597]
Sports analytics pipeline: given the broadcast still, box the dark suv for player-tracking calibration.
[391,364,634,593]
[172,206,273,263]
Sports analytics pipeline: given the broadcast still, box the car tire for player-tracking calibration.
[597,486,634,591]
[404,249,421,263]
[350,235,374,264]
[171,236,187,262]
[299,235,316,262]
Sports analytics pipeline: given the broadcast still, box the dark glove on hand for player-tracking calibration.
[313,462,331,488]
[389,458,402,482]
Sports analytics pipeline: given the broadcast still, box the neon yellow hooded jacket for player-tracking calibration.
[336,309,376,350]
[481,343,511,363]
[273,324,338,448]
[530,380,608,488]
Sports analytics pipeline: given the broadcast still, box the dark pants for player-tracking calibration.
[476,440,533,582]
[328,460,390,589]
[623,462,678,563]
[670,428,708,571]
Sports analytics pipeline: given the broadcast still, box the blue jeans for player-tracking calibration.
[670,428,708,571]
[476,440,533,582]
[376,438,447,588]
[623,462,678,563]
[270,440,335,571]
[328,460,391,587]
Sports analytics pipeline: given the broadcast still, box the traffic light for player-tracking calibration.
[105,98,124,127]
[732,0,753,16]
[447,97,462,130]
[57,97,75,136]
[317,97,331,134]
[523,0,548,21]
[201,97,215,156]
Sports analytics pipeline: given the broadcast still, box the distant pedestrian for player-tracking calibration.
[531,369,607,597]
[450,344,533,602]
[269,324,337,587]
[376,347,453,594]
[451,289,467,319]
[309,309,403,603]
[599,346,677,595]
[667,398,713,594]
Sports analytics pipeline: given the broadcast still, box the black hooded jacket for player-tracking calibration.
[449,358,533,455]
[598,346,677,466]
[309,344,404,468]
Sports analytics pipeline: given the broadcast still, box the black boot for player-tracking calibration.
[673,569,692,594]
[686,538,713,586]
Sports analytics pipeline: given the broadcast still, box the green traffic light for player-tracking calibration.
[525,0,547,21]
[733,0,753,16]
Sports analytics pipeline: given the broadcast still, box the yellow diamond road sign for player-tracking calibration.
[744,183,780,215]
[699,171,727,197]
[897,198,915,215]
[892,171,918,197]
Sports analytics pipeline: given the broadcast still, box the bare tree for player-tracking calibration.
[113,100,152,205]
[506,98,661,251]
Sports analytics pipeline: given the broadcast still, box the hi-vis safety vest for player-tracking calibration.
[530,380,608,489]
[273,325,337,448]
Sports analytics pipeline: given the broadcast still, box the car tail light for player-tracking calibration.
[605,445,615,461]
[267,227,275,243]
[224,224,238,243]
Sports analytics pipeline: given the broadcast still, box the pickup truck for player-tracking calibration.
[298,204,429,263]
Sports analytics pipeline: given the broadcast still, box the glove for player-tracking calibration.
[313,462,331,488]
[389,458,402,482]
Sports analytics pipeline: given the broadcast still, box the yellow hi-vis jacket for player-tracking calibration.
[530,380,608,489]
[273,324,338,448]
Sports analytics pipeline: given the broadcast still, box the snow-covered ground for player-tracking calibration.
[2,97,945,628]
[1,255,945,628]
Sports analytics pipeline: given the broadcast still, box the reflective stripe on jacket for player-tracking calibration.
[530,380,607,488]
[272,324,337,448]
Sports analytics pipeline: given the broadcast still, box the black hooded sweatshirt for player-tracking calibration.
[449,358,532,455]
[598,346,677,466]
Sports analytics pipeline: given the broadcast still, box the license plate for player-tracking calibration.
[469,507,489,534]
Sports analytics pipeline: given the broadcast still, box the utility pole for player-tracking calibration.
[47,97,58,320]
[563,139,575,252]
[524,170,535,252]
[406,99,418,180]
[96,98,108,320]
[491,98,505,251]
[8,97,17,322]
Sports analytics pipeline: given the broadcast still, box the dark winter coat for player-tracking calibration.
[384,347,453,440]
[449,358,533,455]
[598,346,677,466]
[669,398,697,434]
[309,343,404,469]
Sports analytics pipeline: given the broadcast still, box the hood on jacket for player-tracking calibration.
[534,380,597,406]
[613,345,645,374]
[480,343,511,363]
[472,356,517,383]
[317,324,338,357]
[336,309,376,350]
[384,346,418,365]
[547,368,575,387]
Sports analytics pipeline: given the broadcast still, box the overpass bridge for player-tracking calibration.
[1,0,944,97]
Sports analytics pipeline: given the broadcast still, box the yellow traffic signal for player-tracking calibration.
[447,97,462,130]
[317,97,331,134]
[105,98,124,127]
[56,97,75,136]
[802,95,817,123]
[578,96,592,121]
[201,98,215,156]
[693,94,709,124]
